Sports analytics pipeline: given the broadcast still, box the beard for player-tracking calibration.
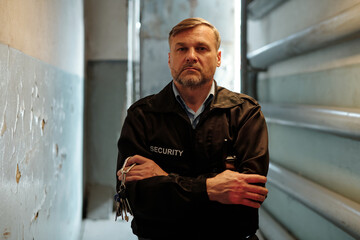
[172,64,213,87]
[175,75,209,87]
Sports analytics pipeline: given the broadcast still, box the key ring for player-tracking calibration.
[120,156,136,188]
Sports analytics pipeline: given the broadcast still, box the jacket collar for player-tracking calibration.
[144,80,244,113]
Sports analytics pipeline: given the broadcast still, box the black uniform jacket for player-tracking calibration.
[116,81,269,239]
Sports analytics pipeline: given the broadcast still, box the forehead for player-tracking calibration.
[170,25,217,48]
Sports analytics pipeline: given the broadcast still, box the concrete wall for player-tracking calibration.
[0,1,84,239]
[249,0,360,239]
[140,0,239,97]
[84,0,128,191]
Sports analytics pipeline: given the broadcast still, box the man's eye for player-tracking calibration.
[197,47,207,51]
[177,48,186,51]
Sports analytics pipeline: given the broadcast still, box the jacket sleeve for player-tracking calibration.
[116,108,212,220]
[232,101,269,177]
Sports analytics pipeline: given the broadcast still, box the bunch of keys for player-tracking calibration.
[115,156,136,221]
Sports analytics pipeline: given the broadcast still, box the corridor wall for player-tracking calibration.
[84,0,128,193]
[248,0,360,239]
[0,1,84,239]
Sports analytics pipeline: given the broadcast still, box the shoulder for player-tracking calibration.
[128,95,154,112]
[214,85,260,109]
[127,82,175,113]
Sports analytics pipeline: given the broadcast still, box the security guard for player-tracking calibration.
[116,18,269,240]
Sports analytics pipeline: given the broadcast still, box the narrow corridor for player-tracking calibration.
[1,0,360,239]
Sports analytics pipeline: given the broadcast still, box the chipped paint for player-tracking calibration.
[30,107,33,131]
[0,0,84,239]
[0,43,84,239]
[1,102,7,137]
[53,143,59,157]
[41,119,45,135]
[0,113,6,137]
[13,95,20,136]
[3,228,11,240]
[16,164,21,183]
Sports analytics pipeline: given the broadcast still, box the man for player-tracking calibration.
[116,18,269,240]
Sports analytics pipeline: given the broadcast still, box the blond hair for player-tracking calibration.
[168,17,221,50]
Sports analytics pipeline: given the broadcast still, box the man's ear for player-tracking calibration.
[217,51,222,67]
[168,52,171,67]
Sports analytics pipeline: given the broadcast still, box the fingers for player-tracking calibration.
[227,189,266,208]
[206,170,269,207]
[116,167,135,179]
[244,191,267,203]
[117,155,168,182]
[117,155,147,179]
[243,174,267,184]
[229,189,267,208]
[233,184,268,204]
[126,155,149,166]
[125,174,144,182]
[242,191,267,208]
[244,184,268,196]
[237,173,268,197]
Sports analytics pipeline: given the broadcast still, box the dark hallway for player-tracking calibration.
[1,0,360,239]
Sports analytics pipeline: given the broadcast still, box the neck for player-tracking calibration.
[174,80,213,112]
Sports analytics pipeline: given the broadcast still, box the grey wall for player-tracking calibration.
[85,61,127,187]
[84,0,128,192]
[0,0,84,239]
[249,0,360,239]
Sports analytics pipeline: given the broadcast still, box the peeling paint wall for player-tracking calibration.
[0,1,84,239]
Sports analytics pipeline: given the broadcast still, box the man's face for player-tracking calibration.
[168,25,221,87]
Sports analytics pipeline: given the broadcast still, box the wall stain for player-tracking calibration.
[3,228,11,239]
[16,164,21,183]
[41,119,46,133]
[53,143,59,157]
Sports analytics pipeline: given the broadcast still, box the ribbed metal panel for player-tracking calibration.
[262,103,360,140]
[248,3,360,68]
[268,162,360,239]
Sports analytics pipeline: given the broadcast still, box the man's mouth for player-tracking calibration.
[182,66,200,72]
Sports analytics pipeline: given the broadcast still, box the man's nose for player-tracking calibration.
[186,48,197,63]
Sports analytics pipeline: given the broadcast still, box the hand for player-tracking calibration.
[206,170,268,208]
[117,155,168,183]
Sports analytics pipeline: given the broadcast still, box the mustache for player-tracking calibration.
[181,64,200,72]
